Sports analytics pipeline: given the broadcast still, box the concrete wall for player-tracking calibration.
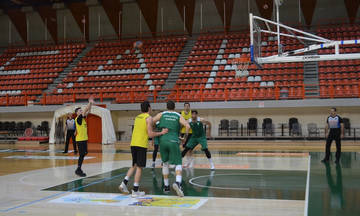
[0,14,24,47]
[27,11,50,43]
[88,5,116,41]
[0,106,359,141]
[122,2,150,38]
[157,0,184,35]
[57,8,83,42]
[110,106,360,141]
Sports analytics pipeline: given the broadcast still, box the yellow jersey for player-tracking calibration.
[180,110,192,134]
[75,115,88,142]
[130,113,150,148]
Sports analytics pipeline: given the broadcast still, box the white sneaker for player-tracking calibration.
[210,162,215,170]
[119,182,129,194]
[172,183,184,197]
[131,190,145,198]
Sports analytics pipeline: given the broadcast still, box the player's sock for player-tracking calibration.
[163,162,170,186]
[133,182,139,192]
[164,178,169,186]
[175,165,182,185]
[176,175,182,185]
[123,176,129,185]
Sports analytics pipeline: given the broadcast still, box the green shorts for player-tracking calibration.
[186,136,208,150]
[159,136,182,165]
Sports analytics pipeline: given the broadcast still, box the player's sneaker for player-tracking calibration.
[119,182,129,194]
[163,185,170,193]
[131,190,145,197]
[172,182,184,197]
[75,169,86,177]
[152,162,155,168]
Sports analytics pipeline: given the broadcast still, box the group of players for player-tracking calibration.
[119,100,214,197]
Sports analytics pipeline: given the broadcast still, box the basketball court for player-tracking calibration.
[0,142,359,216]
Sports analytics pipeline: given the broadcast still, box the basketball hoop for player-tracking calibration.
[231,57,251,78]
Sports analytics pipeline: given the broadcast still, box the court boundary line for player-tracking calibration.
[304,155,311,216]
[189,173,262,190]
[0,172,126,213]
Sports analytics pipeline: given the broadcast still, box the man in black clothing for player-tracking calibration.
[63,113,77,154]
[322,107,344,164]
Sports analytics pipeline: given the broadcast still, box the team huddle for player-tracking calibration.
[119,100,214,197]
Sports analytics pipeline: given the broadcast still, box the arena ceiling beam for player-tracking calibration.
[344,0,360,24]
[300,0,317,26]
[136,0,158,37]
[102,0,123,38]
[213,0,234,32]
[174,0,195,36]
[6,8,28,44]
[67,1,89,41]
[36,5,58,43]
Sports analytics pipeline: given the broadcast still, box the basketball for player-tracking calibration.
[133,40,143,49]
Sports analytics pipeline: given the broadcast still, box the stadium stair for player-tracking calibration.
[156,36,198,101]
[303,44,320,98]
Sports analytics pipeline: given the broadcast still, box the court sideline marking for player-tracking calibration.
[304,155,311,216]
[0,171,126,213]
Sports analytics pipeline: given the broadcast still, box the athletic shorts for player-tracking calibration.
[131,146,147,167]
[186,136,208,150]
[159,136,182,165]
[180,133,192,148]
[77,140,88,156]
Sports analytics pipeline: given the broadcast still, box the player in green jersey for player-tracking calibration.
[152,101,190,197]
[181,110,215,170]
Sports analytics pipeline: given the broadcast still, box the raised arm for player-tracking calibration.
[146,116,168,138]
[83,96,94,116]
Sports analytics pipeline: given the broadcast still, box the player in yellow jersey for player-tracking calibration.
[119,101,168,197]
[74,96,94,177]
[180,102,194,167]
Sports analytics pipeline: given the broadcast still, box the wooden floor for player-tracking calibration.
[0,141,359,216]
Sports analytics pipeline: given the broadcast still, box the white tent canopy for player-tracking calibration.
[49,105,116,144]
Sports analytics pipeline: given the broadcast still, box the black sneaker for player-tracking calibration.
[62,151,68,153]
[75,169,86,177]
[163,185,170,193]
